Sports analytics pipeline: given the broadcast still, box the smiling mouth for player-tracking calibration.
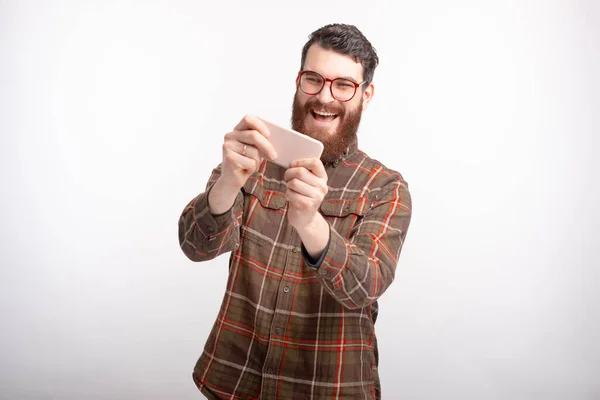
[310,110,338,123]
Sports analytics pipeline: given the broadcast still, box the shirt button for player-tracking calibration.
[292,247,298,253]
[275,327,282,334]
[283,286,290,293]
[207,226,215,233]
[319,269,327,276]
[267,368,274,374]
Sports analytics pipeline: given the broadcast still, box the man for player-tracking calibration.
[179,23,412,399]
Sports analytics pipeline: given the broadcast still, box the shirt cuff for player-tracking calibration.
[302,231,331,269]
[194,182,242,239]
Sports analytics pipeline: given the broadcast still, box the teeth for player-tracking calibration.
[314,110,336,117]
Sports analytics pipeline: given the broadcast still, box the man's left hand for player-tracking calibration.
[284,158,328,232]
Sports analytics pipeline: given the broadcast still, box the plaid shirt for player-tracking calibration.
[179,140,412,399]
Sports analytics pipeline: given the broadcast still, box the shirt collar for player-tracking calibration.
[324,137,359,169]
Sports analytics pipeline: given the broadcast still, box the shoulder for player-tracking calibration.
[350,149,410,195]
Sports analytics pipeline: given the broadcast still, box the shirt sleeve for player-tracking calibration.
[315,175,412,310]
[178,164,244,262]
[301,228,331,269]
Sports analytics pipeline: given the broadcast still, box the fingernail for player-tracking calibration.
[271,152,277,160]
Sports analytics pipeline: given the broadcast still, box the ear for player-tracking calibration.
[361,83,375,111]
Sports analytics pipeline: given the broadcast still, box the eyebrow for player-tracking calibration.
[339,76,359,83]
[305,70,360,83]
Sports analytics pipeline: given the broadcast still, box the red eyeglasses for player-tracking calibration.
[296,71,365,102]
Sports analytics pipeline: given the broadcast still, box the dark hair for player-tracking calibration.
[300,23,379,86]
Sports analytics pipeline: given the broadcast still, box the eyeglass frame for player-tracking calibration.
[295,70,366,102]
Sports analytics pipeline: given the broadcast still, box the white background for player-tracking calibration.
[1,0,598,399]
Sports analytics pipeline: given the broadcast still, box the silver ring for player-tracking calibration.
[242,144,247,156]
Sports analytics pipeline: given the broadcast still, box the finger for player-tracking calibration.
[285,188,310,208]
[224,150,258,172]
[234,115,270,138]
[229,130,277,160]
[286,178,316,198]
[290,158,327,180]
[223,141,263,171]
[225,141,260,160]
[284,167,323,188]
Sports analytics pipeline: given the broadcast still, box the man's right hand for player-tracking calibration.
[208,115,277,215]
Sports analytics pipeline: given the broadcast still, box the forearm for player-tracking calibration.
[295,213,330,260]
[179,170,243,262]
[315,228,397,309]
[208,178,241,215]
[313,178,412,309]
[295,211,398,310]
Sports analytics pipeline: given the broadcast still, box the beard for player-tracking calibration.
[290,93,363,164]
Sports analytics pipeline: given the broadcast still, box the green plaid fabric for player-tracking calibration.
[179,141,412,399]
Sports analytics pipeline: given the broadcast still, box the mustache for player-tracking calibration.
[303,98,344,115]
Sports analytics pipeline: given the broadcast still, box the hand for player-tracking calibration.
[284,158,328,231]
[219,115,278,191]
[208,115,277,215]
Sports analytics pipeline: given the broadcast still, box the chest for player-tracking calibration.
[240,172,371,252]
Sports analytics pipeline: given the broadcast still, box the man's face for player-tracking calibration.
[291,43,374,163]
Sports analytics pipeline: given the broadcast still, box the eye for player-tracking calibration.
[334,80,355,90]
[305,74,323,84]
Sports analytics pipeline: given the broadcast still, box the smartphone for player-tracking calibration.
[258,118,324,169]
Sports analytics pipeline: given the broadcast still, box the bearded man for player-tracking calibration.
[179,23,412,400]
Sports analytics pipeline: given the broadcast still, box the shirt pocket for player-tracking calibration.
[319,196,370,239]
[240,180,287,249]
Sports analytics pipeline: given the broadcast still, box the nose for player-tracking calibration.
[316,80,335,104]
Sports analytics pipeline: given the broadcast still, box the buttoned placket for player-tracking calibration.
[260,226,303,399]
